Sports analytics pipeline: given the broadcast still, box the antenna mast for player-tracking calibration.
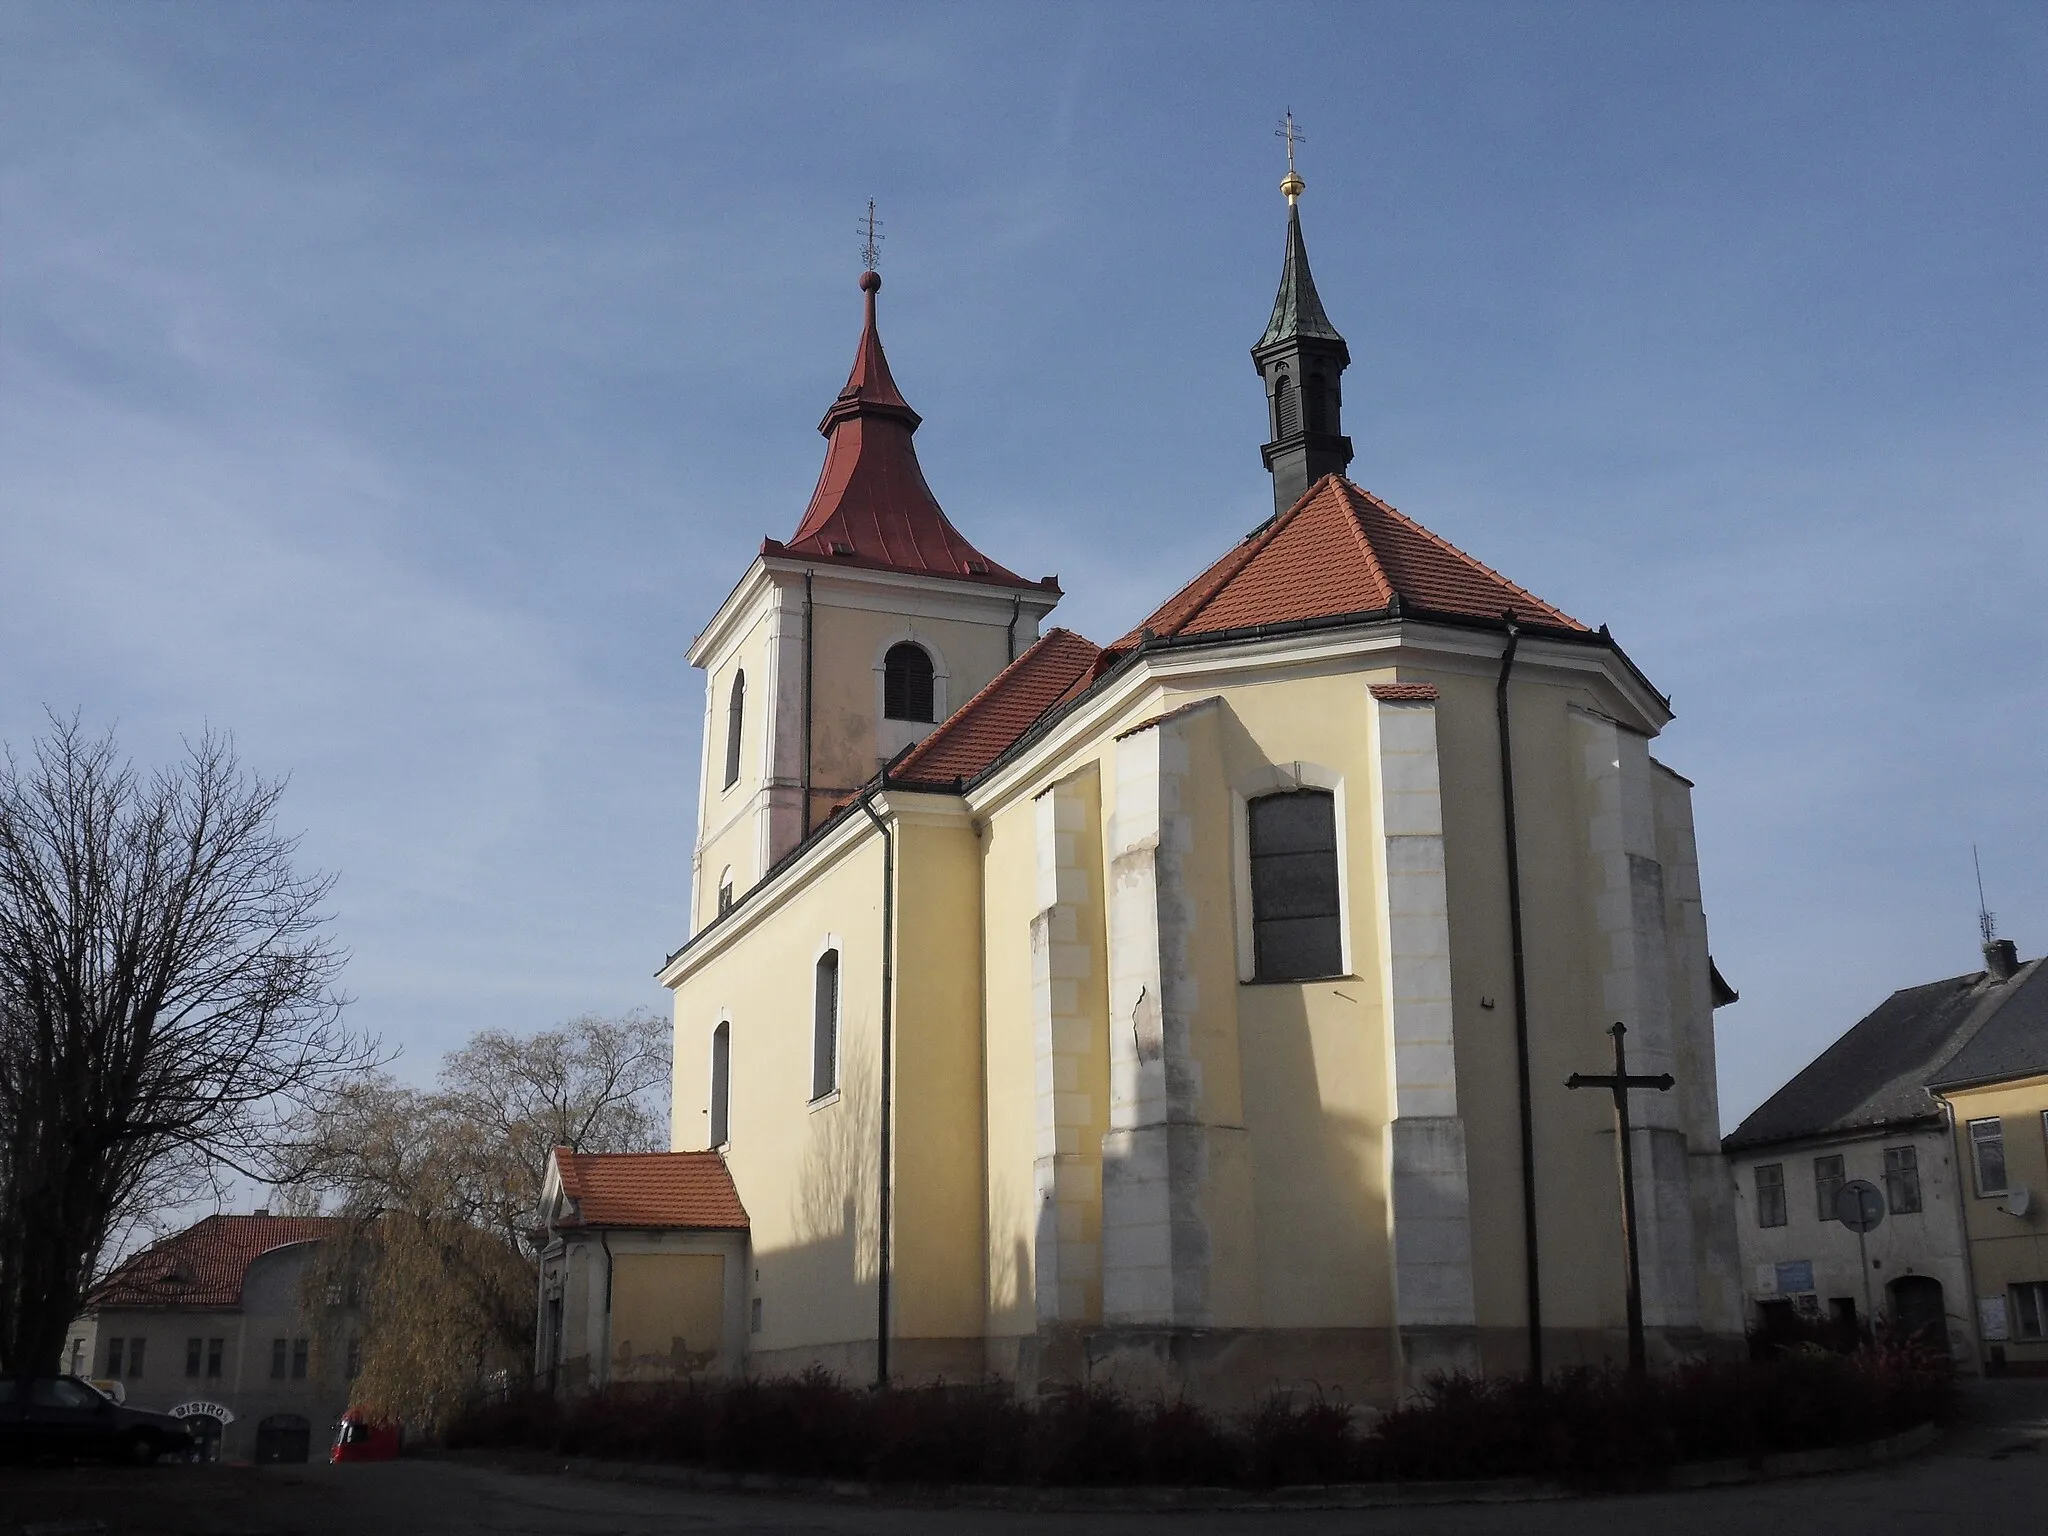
[1974,844,1997,946]
[859,198,884,274]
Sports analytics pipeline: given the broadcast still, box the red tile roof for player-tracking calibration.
[1369,682,1440,701]
[88,1214,342,1311]
[772,273,1053,593]
[891,628,1103,786]
[552,1149,749,1230]
[1119,475,1584,646]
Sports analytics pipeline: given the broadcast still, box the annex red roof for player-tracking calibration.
[1369,682,1440,701]
[891,628,1103,786]
[88,1214,342,1312]
[551,1149,749,1230]
[1120,474,1584,646]
[769,272,1052,592]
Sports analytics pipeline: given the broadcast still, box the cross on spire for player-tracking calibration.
[1276,110,1306,202]
[859,198,884,274]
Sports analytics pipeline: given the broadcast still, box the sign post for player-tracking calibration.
[1566,1022,1675,1383]
[1834,1177,1886,1335]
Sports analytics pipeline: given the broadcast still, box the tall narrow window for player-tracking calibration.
[1814,1154,1846,1221]
[272,1338,288,1378]
[127,1339,144,1379]
[723,671,746,789]
[292,1338,308,1379]
[1884,1146,1923,1214]
[186,1338,201,1378]
[1248,789,1342,981]
[207,1338,223,1378]
[1305,373,1328,433]
[709,1021,732,1148]
[106,1337,124,1377]
[883,643,935,722]
[1969,1118,2008,1196]
[812,950,840,1101]
[1272,372,1297,437]
[1754,1162,1786,1227]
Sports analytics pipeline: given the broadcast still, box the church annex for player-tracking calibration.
[644,170,1744,1406]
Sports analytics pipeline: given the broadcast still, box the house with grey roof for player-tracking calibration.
[1722,938,2044,1371]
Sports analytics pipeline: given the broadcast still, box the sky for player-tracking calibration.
[2,2,2043,1138]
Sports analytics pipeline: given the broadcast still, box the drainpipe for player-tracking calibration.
[854,783,897,1389]
[1930,1090,1990,1371]
[598,1230,615,1388]
[1006,593,1022,664]
[1496,617,1543,1379]
[802,571,815,838]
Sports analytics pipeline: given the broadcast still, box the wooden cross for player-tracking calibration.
[1566,1022,1674,1382]
[860,198,883,274]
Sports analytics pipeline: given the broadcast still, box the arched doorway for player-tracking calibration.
[254,1413,311,1464]
[185,1415,223,1462]
[1889,1274,1948,1352]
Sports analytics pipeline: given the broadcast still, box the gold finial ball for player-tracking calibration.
[1280,169,1305,202]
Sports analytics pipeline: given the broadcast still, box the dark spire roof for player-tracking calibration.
[773,272,1050,591]
[1257,201,1344,349]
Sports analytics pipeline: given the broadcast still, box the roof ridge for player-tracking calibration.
[1327,477,1397,606]
[1346,480,1584,629]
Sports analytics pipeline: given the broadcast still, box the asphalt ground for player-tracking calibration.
[3,1379,2043,1536]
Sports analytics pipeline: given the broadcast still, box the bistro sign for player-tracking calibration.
[170,1401,235,1425]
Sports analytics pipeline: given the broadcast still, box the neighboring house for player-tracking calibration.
[535,1150,750,1391]
[615,171,1748,1410]
[1722,939,2044,1373]
[66,1213,354,1461]
[1926,941,2048,1375]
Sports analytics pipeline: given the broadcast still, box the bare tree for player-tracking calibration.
[0,716,365,1371]
[288,1010,669,1431]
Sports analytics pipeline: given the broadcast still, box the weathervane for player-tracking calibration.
[859,198,884,274]
[1276,110,1306,202]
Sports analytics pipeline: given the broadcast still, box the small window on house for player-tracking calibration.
[2013,1281,2048,1341]
[1970,1118,2008,1196]
[1754,1163,1786,1227]
[126,1338,144,1379]
[106,1337,124,1377]
[207,1338,223,1378]
[1884,1146,1923,1215]
[292,1338,308,1379]
[186,1337,201,1377]
[1248,789,1343,981]
[882,643,935,722]
[710,1021,732,1148]
[813,950,840,1100]
[1814,1154,1846,1221]
[271,1337,288,1378]
[723,670,746,789]
[1272,371,1297,437]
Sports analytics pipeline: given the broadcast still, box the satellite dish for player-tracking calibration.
[2007,1185,2032,1217]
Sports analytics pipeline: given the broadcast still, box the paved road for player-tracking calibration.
[4,1381,2043,1536]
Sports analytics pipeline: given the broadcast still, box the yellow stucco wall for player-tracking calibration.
[1945,1074,2048,1365]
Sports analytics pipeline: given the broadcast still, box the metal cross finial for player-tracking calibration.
[859,198,884,274]
[1276,109,1306,173]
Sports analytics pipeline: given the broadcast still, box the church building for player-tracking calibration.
[631,166,1744,1405]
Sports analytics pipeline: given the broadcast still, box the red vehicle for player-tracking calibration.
[330,1411,402,1462]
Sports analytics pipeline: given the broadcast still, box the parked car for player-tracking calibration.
[0,1375,195,1465]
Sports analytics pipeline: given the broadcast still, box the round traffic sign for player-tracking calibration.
[1835,1178,1885,1233]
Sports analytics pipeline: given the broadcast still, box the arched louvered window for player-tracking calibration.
[812,950,840,1100]
[709,1021,731,1147]
[1305,373,1328,434]
[723,670,745,788]
[1273,372,1298,438]
[883,643,935,722]
[1248,788,1342,981]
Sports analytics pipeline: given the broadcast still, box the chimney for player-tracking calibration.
[1984,939,2020,982]
[253,1206,270,1218]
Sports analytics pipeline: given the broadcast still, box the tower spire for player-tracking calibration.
[1252,116,1352,517]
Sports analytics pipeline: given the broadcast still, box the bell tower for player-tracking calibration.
[1252,123,1353,517]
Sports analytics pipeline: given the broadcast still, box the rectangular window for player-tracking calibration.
[1970,1118,2008,1196]
[709,1021,731,1148]
[812,950,840,1101]
[1814,1154,1846,1221]
[1754,1163,1786,1227]
[2014,1282,2048,1341]
[106,1337,123,1377]
[272,1337,288,1378]
[127,1338,144,1379]
[206,1338,223,1378]
[1884,1146,1923,1214]
[186,1337,202,1378]
[1247,789,1343,982]
[292,1338,309,1379]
